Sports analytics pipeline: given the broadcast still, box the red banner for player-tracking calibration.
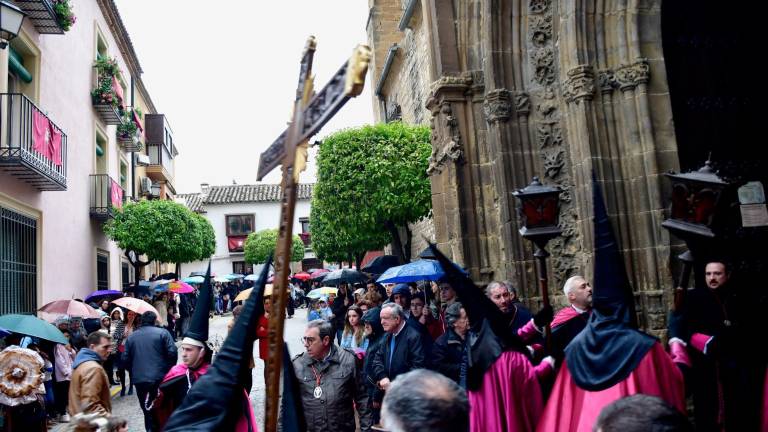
[110,180,123,209]
[32,111,62,166]
[228,236,247,252]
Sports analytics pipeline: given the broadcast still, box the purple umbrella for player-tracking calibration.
[84,290,124,303]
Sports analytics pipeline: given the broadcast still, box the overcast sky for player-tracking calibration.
[114,0,374,193]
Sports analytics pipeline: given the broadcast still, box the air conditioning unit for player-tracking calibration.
[140,177,153,195]
[135,153,150,166]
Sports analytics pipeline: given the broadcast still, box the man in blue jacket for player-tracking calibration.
[123,311,177,432]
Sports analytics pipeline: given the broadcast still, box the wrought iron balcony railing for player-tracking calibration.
[89,174,125,220]
[0,93,67,190]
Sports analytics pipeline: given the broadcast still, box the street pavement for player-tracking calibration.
[53,309,309,432]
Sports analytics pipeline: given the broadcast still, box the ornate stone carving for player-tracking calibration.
[529,0,549,14]
[536,123,563,148]
[543,148,565,178]
[426,101,463,175]
[386,101,402,122]
[532,48,556,85]
[562,65,596,104]
[598,69,617,93]
[514,92,531,116]
[615,59,650,91]
[483,89,512,123]
[530,15,553,47]
[430,73,473,94]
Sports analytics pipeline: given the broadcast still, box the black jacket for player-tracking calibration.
[122,325,177,384]
[371,322,425,382]
[432,328,466,384]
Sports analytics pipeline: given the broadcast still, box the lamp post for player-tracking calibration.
[0,1,25,48]
[513,176,562,349]
[662,159,732,310]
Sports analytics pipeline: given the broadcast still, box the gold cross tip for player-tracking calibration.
[344,44,372,97]
[304,36,317,54]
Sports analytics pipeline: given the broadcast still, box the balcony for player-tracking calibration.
[145,143,175,184]
[0,93,67,190]
[89,174,124,220]
[14,0,65,34]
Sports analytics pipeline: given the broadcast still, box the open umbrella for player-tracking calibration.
[309,269,330,279]
[321,269,369,286]
[224,273,244,280]
[0,346,45,406]
[84,290,124,303]
[234,284,277,302]
[376,259,467,283]
[213,276,231,283]
[0,314,68,344]
[39,300,102,320]
[111,297,159,316]
[306,268,323,274]
[183,276,205,284]
[292,272,311,281]
[361,255,402,275]
[307,287,338,299]
[418,246,438,260]
[168,281,195,294]
[0,327,10,338]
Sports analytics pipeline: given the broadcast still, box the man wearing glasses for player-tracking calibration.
[293,320,372,431]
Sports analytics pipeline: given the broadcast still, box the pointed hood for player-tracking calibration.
[164,256,271,432]
[428,243,528,390]
[182,262,212,346]
[280,342,307,432]
[564,175,656,391]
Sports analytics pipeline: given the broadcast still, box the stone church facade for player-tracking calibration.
[366,0,766,335]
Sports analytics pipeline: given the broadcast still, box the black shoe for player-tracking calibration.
[120,386,125,397]
[127,387,134,396]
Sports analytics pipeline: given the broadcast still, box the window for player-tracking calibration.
[232,261,253,275]
[97,250,109,291]
[121,261,134,292]
[0,205,37,314]
[226,214,255,237]
[119,160,128,192]
[299,217,310,234]
[95,129,108,174]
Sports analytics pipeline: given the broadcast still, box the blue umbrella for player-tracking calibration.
[376,259,467,283]
[224,273,244,280]
[0,326,10,338]
[0,314,68,344]
[84,289,123,303]
[183,276,205,284]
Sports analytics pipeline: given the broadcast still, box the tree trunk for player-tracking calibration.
[355,252,364,270]
[175,262,181,279]
[403,224,412,263]
[385,220,407,264]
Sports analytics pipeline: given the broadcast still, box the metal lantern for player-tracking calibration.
[512,176,563,244]
[662,159,731,240]
[0,1,25,47]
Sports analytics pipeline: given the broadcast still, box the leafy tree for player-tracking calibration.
[104,199,215,287]
[244,228,305,264]
[312,122,432,263]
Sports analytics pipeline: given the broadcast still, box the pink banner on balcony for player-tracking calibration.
[112,76,124,108]
[110,180,123,209]
[32,111,62,166]
[228,236,247,252]
[132,110,144,132]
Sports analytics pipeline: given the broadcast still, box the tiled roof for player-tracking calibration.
[178,184,313,212]
[177,193,205,213]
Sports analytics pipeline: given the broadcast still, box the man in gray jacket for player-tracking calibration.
[123,311,177,432]
[293,319,372,431]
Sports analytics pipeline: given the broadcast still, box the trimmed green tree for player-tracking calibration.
[244,228,305,264]
[312,122,432,263]
[104,199,215,288]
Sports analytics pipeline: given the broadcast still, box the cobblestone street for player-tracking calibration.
[53,311,308,432]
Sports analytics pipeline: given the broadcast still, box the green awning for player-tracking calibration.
[8,47,32,84]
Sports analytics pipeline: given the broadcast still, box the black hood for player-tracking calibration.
[564,175,656,391]
[183,262,212,344]
[164,256,272,431]
[362,307,384,340]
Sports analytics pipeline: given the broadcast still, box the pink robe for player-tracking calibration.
[536,343,685,432]
[468,350,545,432]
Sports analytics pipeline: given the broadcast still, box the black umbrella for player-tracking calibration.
[321,269,369,286]
[361,255,401,275]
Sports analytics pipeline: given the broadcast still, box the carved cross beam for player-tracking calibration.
[258,38,370,432]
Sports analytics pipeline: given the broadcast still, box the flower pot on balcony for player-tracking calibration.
[118,133,143,152]
[92,95,122,125]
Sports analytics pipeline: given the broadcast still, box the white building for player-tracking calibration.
[178,183,314,277]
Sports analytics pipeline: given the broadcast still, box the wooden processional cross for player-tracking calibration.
[256,36,371,432]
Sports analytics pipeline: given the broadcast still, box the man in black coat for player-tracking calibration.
[371,303,426,393]
[331,282,353,344]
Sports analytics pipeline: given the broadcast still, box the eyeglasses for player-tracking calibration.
[300,336,317,345]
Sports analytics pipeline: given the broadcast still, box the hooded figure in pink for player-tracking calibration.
[429,244,554,432]
[536,177,687,432]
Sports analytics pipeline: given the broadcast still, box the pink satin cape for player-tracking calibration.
[536,342,685,432]
[468,350,544,432]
